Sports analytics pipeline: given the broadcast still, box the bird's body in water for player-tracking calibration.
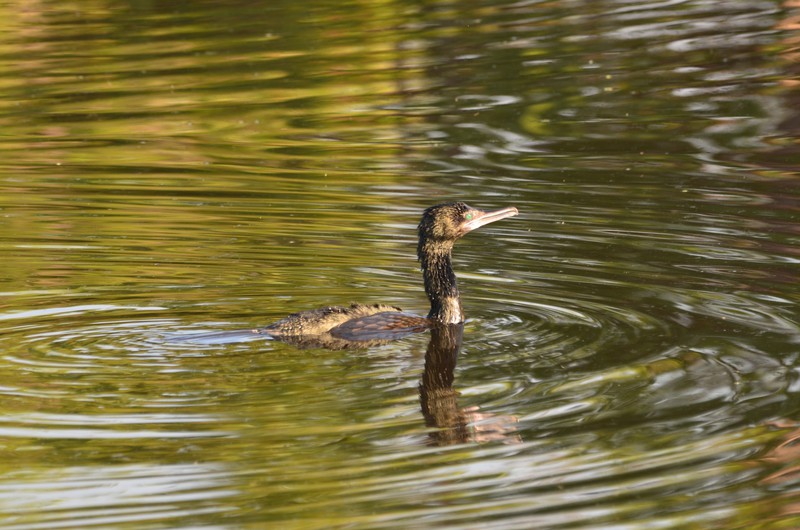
[255,202,518,346]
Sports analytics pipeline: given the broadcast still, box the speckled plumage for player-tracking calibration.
[262,303,403,336]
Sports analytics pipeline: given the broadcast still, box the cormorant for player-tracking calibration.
[257,202,518,345]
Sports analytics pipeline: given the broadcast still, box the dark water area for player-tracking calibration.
[1,0,799,528]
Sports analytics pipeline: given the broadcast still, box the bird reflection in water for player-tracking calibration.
[420,323,521,445]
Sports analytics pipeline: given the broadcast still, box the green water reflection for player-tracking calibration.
[1,0,799,528]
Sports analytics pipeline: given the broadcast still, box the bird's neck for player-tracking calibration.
[419,243,464,324]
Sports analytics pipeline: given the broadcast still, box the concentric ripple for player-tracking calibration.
[474,291,674,368]
[0,305,253,444]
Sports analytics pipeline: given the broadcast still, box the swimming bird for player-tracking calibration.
[256,202,518,345]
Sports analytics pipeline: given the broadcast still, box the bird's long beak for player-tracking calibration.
[463,206,519,233]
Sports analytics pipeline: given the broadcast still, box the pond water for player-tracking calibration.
[1,0,799,528]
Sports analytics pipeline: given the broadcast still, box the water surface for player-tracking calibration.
[1,0,799,528]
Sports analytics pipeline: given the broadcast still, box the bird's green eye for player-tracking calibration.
[465,213,473,221]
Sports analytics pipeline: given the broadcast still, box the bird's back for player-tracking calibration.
[262,303,404,336]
